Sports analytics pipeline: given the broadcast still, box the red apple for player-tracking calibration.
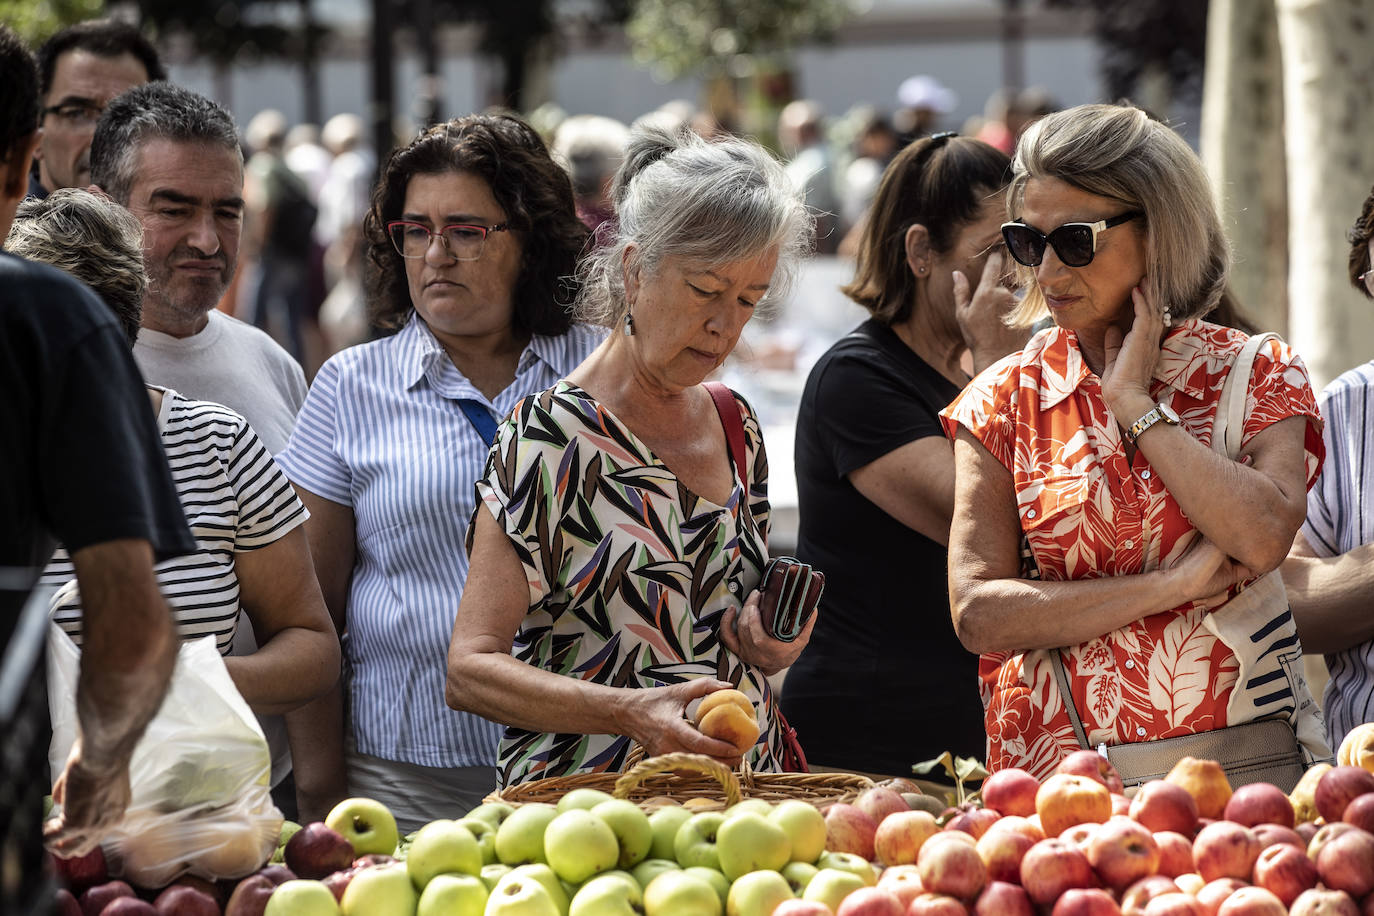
[1037,774,1113,838]
[1062,821,1099,852]
[835,887,905,916]
[1252,823,1305,850]
[1142,893,1203,916]
[875,810,940,867]
[774,901,834,916]
[1295,821,1319,843]
[350,853,396,869]
[152,885,219,916]
[55,889,81,916]
[1214,886,1286,916]
[1129,781,1200,836]
[1315,766,1374,823]
[223,875,274,916]
[827,803,880,860]
[857,787,916,824]
[1020,838,1099,905]
[1195,878,1248,916]
[918,832,988,902]
[1308,821,1357,861]
[1112,793,1132,817]
[53,847,108,895]
[100,901,158,915]
[1252,841,1319,905]
[876,864,925,907]
[1223,783,1295,829]
[79,880,134,916]
[975,823,1035,884]
[1153,831,1196,878]
[908,894,971,916]
[1342,791,1374,833]
[971,881,1031,916]
[987,815,1044,844]
[1289,888,1361,916]
[1057,750,1126,794]
[320,866,357,903]
[167,876,225,907]
[982,769,1040,818]
[1087,816,1160,891]
[1120,875,1180,916]
[944,808,999,840]
[1053,888,1122,916]
[1192,820,1260,881]
[1315,826,1374,897]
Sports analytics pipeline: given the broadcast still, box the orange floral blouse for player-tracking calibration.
[939,320,1324,779]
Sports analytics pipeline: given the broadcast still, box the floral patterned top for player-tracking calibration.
[472,381,786,785]
[940,320,1324,779]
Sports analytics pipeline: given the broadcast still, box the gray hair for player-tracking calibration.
[575,125,812,325]
[552,114,629,198]
[6,188,147,346]
[90,82,242,205]
[1006,103,1229,326]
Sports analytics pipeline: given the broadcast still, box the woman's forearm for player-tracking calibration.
[223,625,340,715]
[447,649,635,738]
[286,680,349,824]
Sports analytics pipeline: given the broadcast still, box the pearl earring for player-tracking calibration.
[1162,306,1173,327]
[623,312,635,336]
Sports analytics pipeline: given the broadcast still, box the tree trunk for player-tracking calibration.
[1200,0,1288,334]
[1274,0,1374,389]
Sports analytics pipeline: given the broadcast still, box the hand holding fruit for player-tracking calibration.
[693,689,761,756]
[718,589,816,676]
[44,738,132,858]
[617,679,744,764]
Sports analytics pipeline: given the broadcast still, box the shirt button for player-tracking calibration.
[1124,539,1134,549]
[1124,659,1135,669]
[1137,726,1147,737]
[1026,508,1037,519]
[728,581,741,595]
[1141,469,1151,479]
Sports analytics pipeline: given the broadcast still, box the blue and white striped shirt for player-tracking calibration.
[1302,360,1374,752]
[276,314,606,767]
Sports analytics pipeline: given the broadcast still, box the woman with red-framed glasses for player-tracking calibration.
[940,103,1330,787]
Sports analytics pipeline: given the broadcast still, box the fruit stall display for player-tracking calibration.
[50,721,1374,915]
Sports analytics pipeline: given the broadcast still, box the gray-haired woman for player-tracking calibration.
[447,126,815,785]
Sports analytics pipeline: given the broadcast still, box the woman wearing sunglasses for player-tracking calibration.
[274,115,605,829]
[940,103,1329,780]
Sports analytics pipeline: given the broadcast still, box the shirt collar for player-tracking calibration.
[1036,319,1211,410]
[395,312,584,393]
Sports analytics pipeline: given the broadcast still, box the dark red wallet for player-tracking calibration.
[759,556,825,642]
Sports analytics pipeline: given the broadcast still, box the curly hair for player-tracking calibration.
[1349,183,1374,300]
[363,114,590,335]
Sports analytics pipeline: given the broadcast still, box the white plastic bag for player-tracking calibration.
[47,626,282,885]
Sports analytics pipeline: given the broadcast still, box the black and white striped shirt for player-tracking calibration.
[42,389,307,652]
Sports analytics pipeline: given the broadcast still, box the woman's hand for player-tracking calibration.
[1168,535,1255,609]
[719,590,817,676]
[954,251,1026,374]
[1101,281,1165,419]
[619,679,746,767]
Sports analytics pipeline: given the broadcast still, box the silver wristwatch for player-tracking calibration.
[1125,402,1180,444]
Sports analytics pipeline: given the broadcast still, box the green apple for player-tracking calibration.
[815,851,877,885]
[768,800,827,864]
[407,818,482,889]
[496,803,559,865]
[271,820,304,864]
[498,864,571,916]
[326,797,401,857]
[486,874,561,916]
[466,802,516,828]
[643,870,723,916]
[802,868,867,912]
[725,870,792,916]
[683,867,729,908]
[630,858,680,889]
[482,863,514,891]
[780,861,819,895]
[590,800,653,869]
[417,873,487,916]
[575,870,638,897]
[724,799,772,819]
[543,809,620,884]
[265,879,340,916]
[341,863,418,916]
[647,807,692,861]
[568,873,644,916]
[673,812,726,870]
[456,816,498,865]
[556,788,615,812]
[715,812,791,881]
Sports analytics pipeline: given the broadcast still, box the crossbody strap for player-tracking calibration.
[1051,651,1091,750]
[704,381,748,486]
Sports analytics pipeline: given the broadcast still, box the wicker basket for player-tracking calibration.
[487,751,874,811]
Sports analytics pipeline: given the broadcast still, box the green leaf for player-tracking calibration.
[912,752,957,782]
[954,756,990,783]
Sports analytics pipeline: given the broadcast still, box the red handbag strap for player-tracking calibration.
[704,381,748,487]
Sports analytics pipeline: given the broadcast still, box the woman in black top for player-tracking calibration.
[783,135,1025,776]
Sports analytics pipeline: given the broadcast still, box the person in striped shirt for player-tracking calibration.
[10,188,340,723]
[1284,182,1374,753]
[276,114,606,830]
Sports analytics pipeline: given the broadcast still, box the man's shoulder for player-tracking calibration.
[208,310,302,367]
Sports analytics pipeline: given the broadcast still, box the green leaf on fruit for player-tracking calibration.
[913,752,989,806]
[912,752,956,782]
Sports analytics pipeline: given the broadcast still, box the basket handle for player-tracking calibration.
[612,752,743,806]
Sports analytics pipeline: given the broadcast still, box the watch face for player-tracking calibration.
[1159,403,1181,424]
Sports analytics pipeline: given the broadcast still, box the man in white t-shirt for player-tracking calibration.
[90,82,308,808]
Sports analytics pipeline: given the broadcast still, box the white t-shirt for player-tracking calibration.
[43,389,307,650]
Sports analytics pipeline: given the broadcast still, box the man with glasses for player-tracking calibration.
[29,19,164,200]
[1283,182,1374,758]
[88,81,310,817]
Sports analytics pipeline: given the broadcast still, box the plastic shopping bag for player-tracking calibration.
[47,625,283,885]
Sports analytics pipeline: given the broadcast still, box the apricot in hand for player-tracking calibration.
[694,688,760,754]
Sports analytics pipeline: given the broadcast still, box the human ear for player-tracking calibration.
[904,224,932,279]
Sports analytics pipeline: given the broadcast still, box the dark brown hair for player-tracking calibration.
[1349,182,1374,300]
[364,113,590,334]
[842,135,1010,324]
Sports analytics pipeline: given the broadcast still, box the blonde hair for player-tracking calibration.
[1005,103,1229,327]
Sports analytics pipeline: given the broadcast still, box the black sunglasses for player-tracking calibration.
[1001,211,1143,268]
